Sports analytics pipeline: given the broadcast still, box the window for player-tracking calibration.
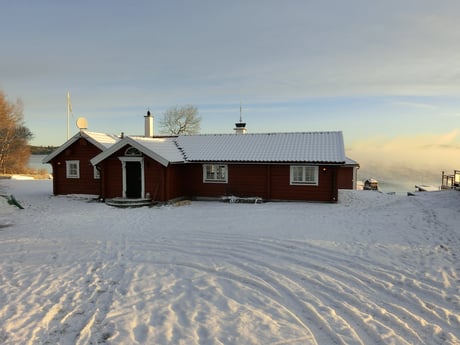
[125,147,142,156]
[66,160,80,179]
[290,166,318,185]
[203,164,228,183]
[93,166,100,179]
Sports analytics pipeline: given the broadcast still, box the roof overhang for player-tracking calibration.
[90,137,172,167]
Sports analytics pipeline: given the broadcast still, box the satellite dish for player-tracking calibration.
[76,117,88,130]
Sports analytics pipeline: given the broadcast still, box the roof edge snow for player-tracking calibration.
[90,136,176,167]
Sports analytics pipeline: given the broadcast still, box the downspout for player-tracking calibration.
[96,164,103,201]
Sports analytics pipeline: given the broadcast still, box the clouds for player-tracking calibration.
[5,1,460,98]
[2,1,460,148]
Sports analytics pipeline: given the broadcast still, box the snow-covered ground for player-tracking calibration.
[0,179,459,345]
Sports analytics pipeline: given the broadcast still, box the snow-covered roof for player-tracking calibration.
[84,131,120,149]
[48,131,348,166]
[176,132,346,163]
[42,130,120,163]
[344,157,360,166]
[90,136,184,167]
[126,136,185,165]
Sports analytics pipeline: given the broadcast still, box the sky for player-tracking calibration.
[2,1,460,188]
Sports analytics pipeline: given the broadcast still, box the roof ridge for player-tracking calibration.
[178,131,342,137]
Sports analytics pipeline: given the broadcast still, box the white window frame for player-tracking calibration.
[66,160,80,179]
[203,164,228,183]
[290,165,319,186]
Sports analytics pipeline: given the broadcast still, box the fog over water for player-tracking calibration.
[349,130,460,193]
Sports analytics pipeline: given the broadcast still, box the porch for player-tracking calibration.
[441,170,460,190]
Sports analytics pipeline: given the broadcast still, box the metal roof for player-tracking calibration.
[66,131,348,167]
[175,131,346,163]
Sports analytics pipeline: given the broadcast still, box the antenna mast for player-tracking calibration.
[234,101,247,134]
[67,91,73,140]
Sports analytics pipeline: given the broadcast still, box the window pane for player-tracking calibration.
[304,167,315,182]
[66,160,80,178]
[292,166,303,182]
[70,164,77,175]
[217,166,226,180]
[206,165,214,180]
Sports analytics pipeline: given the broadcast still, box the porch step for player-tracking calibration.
[105,197,152,208]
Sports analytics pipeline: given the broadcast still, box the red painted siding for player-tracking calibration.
[49,138,102,195]
[164,164,186,201]
[100,157,123,199]
[180,163,338,202]
[181,164,270,199]
[337,166,355,189]
[269,165,338,202]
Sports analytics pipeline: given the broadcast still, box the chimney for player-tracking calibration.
[234,121,247,134]
[144,110,154,137]
[234,102,247,134]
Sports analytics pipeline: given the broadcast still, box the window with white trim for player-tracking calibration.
[203,164,228,183]
[290,165,318,185]
[66,160,80,179]
[93,166,100,179]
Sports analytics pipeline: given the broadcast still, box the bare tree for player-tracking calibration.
[0,90,33,174]
[159,105,201,135]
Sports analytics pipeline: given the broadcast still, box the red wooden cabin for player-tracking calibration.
[44,128,359,203]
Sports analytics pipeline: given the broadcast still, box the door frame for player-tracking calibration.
[119,156,145,198]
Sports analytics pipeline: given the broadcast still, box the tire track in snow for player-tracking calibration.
[2,186,459,344]
[125,230,460,344]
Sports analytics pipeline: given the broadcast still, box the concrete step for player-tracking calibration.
[105,197,152,208]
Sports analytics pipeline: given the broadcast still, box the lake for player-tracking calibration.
[29,155,52,173]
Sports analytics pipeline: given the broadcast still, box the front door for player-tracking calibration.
[125,161,142,198]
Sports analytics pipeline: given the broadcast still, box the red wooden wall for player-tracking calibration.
[50,138,102,195]
[337,166,355,189]
[180,163,339,202]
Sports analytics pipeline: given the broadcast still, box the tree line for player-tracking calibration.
[0,91,33,174]
[30,145,58,155]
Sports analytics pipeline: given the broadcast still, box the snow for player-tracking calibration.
[1,179,459,345]
[175,132,346,163]
[9,175,35,180]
